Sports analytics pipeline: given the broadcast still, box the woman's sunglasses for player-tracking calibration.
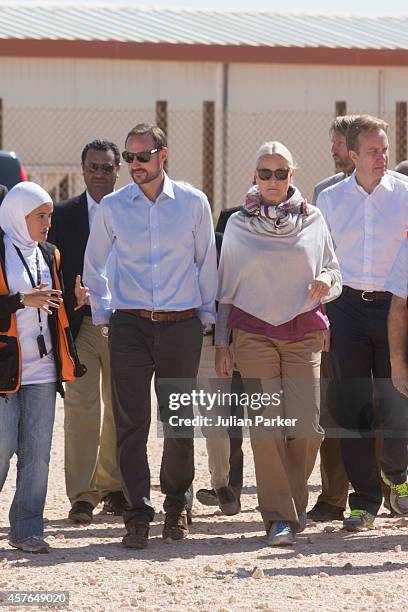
[121,147,162,164]
[256,168,290,181]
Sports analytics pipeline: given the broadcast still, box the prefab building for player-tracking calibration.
[0,5,407,210]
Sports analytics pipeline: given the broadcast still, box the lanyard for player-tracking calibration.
[14,245,44,335]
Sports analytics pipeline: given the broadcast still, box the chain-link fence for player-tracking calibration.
[1,104,406,213]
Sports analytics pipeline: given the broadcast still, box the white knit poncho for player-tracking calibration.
[217,195,342,327]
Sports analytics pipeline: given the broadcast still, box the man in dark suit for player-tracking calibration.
[48,139,125,524]
[0,185,8,205]
[196,205,245,510]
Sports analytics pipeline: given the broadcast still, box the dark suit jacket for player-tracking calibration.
[215,206,241,236]
[0,185,8,205]
[47,191,90,339]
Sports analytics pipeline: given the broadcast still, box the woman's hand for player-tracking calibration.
[308,272,332,301]
[23,283,63,314]
[215,346,234,378]
[74,275,91,311]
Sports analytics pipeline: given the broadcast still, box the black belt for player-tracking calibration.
[343,286,392,302]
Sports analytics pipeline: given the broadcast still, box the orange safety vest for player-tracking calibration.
[0,234,85,394]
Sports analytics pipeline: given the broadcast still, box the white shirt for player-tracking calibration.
[385,239,408,299]
[4,236,56,385]
[86,191,98,229]
[317,172,408,291]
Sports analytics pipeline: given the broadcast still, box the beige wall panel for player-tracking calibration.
[0,57,218,109]
[228,64,382,113]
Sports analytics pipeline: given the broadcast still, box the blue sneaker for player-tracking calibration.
[267,521,295,546]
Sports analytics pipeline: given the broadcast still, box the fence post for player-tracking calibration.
[396,101,407,164]
[202,101,215,208]
[156,100,168,172]
[335,101,347,116]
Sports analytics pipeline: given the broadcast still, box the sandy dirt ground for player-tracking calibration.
[1,340,408,611]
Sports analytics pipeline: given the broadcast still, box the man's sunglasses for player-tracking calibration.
[83,162,118,175]
[121,147,162,164]
[256,168,290,181]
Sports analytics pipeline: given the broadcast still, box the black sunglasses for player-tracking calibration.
[257,168,290,181]
[121,147,162,164]
[83,162,117,175]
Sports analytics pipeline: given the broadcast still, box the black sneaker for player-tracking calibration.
[68,501,94,525]
[162,511,188,540]
[307,501,344,522]
[101,491,127,515]
[122,523,149,549]
[9,536,50,554]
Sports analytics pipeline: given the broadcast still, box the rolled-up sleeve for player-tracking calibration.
[194,195,217,325]
[319,212,342,304]
[83,203,114,325]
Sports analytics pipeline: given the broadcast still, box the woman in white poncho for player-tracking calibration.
[215,142,342,546]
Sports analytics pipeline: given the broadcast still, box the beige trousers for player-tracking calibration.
[233,328,324,532]
[64,316,121,506]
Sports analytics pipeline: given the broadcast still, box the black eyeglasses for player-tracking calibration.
[256,168,290,181]
[121,147,162,164]
[83,162,117,175]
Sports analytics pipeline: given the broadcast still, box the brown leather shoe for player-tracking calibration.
[122,523,149,549]
[162,511,188,540]
[101,491,127,515]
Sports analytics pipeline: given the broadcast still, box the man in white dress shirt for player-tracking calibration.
[317,115,408,531]
[84,123,217,549]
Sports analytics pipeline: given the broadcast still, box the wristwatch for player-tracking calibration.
[100,326,109,338]
[18,292,25,306]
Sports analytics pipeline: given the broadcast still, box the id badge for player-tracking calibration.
[37,334,48,358]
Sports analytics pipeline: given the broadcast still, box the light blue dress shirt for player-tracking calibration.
[83,173,217,326]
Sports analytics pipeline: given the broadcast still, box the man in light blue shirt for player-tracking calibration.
[84,123,217,549]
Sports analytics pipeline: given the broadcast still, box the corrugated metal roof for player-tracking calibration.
[0,5,408,49]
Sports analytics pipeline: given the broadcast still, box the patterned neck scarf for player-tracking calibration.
[241,184,308,237]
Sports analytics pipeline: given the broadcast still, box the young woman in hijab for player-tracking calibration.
[215,142,342,546]
[0,182,87,553]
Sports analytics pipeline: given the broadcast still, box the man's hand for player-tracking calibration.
[23,284,63,314]
[391,360,408,397]
[215,346,233,378]
[74,275,91,311]
[308,272,332,301]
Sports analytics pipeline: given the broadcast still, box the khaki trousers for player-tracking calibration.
[233,329,324,532]
[199,336,232,490]
[64,316,121,506]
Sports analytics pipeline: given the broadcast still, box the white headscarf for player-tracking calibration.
[0,181,53,256]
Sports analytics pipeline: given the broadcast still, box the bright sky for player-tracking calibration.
[1,0,407,16]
